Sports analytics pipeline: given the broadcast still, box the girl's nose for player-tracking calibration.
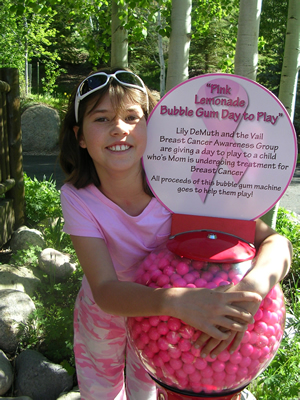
[110,118,129,136]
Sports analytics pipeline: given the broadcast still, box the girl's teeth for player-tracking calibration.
[110,145,130,151]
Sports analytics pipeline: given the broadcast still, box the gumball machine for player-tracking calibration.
[127,74,297,399]
[127,226,286,399]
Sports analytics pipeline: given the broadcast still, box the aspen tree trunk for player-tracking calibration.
[278,0,300,121]
[263,1,300,228]
[234,0,279,228]
[166,0,192,91]
[111,0,128,68]
[157,9,166,97]
[234,0,262,81]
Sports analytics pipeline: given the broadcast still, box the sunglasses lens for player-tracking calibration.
[80,75,108,95]
[115,72,144,89]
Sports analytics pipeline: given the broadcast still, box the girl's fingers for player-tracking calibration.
[200,331,236,359]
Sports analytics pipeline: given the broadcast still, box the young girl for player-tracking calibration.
[59,68,292,400]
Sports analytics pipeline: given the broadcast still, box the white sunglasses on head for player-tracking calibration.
[74,70,148,123]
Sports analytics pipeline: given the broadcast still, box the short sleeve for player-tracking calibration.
[61,185,104,239]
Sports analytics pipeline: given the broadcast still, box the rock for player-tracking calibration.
[10,227,46,253]
[38,249,76,282]
[0,265,41,296]
[0,289,36,354]
[15,350,73,400]
[0,350,13,395]
[57,387,80,400]
[21,105,60,153]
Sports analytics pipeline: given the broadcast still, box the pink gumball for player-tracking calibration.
[157,274,170,287]
[173,277,188,287]
[158,257,170,268]
[213,371,226,381]
[166,330,181,345]
[206,282,218,289]
[183,363,196,375]
[240,343,254,357]
[178,338,192,352]
[163,266,175,276]
[249,331,258,344]
[140,332,150,345]
[230,351,242,365]
[236,367,249,378]
[153,354,165,368]
[176,262,190,276]
[149,316,160,326]
[143,345,155,359]
[168,347,182,359]
[148,340,159,354]
[225,363,238,375]
[192,260,205,270]
[211,360,225,372]
[217,350,231,362]
[157,337,169,351]
[179,325,195,339]
[194,278,207,288]
[170,273,181,283]
[254,321,268,334]
[256,335,269,348]
[169,358,183,370]
[140,319,151,332]
[168,317,182,331]
[159,350,170,363]
[254,308,263,321]
[148,327,161,341]
[194,358,207,370]
[181,351,194,364]
[201,365,214,378]
[183,273,195,284]
[157,321,169,336]
[201,271,214,282]
[189,370,202,383]
[239,356,251,368]
[241,331,251,344]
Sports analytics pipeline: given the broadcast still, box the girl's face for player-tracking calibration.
[76,92,147,180]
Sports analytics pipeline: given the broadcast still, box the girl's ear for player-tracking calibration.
[73,125,87,148]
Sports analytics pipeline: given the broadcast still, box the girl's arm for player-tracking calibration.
[196,218,292,357]
[71,235,261,341]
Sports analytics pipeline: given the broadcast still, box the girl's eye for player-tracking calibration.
[96,117,109,122]
[126,115,140,122]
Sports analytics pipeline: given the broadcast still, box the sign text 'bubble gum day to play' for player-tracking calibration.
[143,74,297,221]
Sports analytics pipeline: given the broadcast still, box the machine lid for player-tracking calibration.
[166,230,256,263]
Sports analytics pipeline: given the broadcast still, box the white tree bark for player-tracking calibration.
[278,0,300,121]
[234,0,262,81]
[111,0,128,68]
[166,0,192,91]
[157,9,166,97]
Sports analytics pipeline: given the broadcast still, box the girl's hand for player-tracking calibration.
[193,290,262,358]
[168,284,261,341]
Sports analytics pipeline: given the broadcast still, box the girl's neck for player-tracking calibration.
[98,169,152,216]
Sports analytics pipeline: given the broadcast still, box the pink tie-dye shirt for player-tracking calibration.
[61,183,172,300]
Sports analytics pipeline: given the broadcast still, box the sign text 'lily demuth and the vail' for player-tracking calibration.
[143,74,297,220]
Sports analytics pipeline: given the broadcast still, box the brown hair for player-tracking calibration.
[59,67,157,192]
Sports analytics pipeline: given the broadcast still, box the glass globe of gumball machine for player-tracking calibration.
[127,227,286,399]
[127,73,297,399]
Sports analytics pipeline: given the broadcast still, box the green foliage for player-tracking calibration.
[16,173,82,368]
[248,208,300,399]
[18,267,82,367]
[24,173,62,226]
[276,208,300,278]
[12,245,42,267]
